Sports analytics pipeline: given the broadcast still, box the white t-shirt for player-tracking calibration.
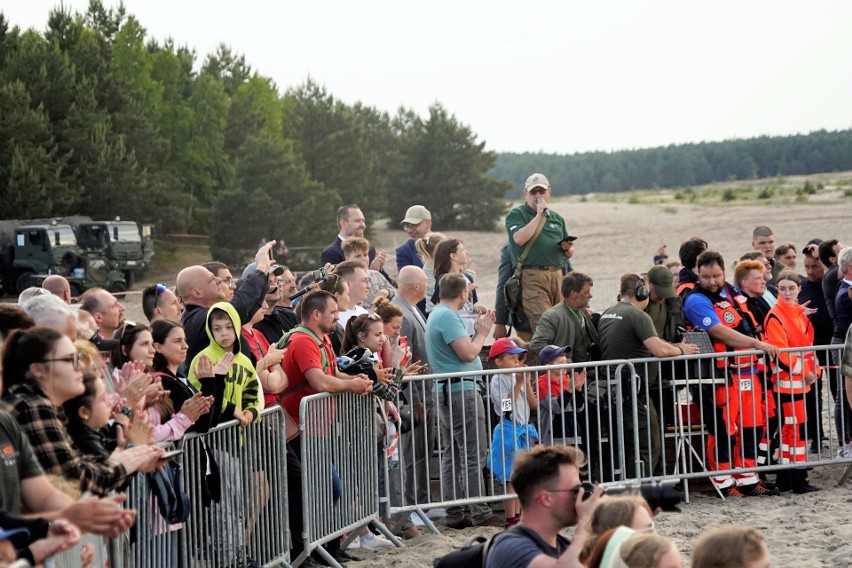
[489,372,532,425]
[338,305,368,330]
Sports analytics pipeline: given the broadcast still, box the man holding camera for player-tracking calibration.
[505,173,574,334]
[486,445,602,568]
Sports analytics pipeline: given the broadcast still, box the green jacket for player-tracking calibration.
[529,301,599,363]
[187,301,264,421]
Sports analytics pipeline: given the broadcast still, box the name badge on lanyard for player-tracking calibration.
[502,398,513,413]
[739,377,753,392]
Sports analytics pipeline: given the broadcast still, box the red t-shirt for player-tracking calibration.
[279,331,337,424]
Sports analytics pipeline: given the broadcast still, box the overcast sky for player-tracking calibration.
[5,1,852,155]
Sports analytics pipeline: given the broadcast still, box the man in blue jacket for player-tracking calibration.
[395,205,432,272]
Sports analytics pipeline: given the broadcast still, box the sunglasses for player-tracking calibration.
[118,320,138,342]
[150,283,167,307]
[356,312,382,335]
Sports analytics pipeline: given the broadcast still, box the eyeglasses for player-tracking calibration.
[527,188,547,196]
[42,352,83,369]
[221,277,236,289]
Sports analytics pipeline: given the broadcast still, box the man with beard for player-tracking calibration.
[276,290,372,565]
[485,445,602,568]
[529,272,598,363]
[683,251,779,498]
[79,288,126,339]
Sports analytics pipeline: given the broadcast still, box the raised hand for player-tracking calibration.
[213,352,235,376]
[196,353,214,378]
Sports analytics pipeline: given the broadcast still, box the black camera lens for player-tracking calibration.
[587,479,683,512]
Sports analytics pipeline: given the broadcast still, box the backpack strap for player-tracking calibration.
[513,216,548,276]
[483,524,569,567]
[276,327,332,398]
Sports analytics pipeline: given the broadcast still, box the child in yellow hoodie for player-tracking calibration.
[188,302,263,426]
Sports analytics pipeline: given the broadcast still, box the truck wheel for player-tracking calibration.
[108,282,126,294]
[124,271,135,288]
[16,271,35,293]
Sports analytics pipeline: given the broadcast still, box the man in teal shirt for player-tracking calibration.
[425,273,497,528]
[505,173,573,334]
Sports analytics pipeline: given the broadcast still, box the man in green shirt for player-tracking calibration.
[529,272,598,363]
[505,173,573,334]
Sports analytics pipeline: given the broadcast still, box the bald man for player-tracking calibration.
[391,265,434,512]
[79,288,126,339]
[177,242,275,365]
[41,275,71,303]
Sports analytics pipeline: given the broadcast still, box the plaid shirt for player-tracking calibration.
[0,382,127,496]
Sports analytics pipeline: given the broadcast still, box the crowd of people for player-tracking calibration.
[0,171,849,567]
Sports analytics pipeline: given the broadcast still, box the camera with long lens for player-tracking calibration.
[582,478,683,512]
[289,267,328,301]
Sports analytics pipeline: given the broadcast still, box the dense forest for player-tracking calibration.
[0,2,508,264]
[491,129,852,196]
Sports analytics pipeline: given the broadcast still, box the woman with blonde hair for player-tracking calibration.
[691,526,770,568]
[581,496,655,563]
[415,232,445,312]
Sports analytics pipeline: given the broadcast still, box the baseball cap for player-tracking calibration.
[241,263,285,279]
[400,205,432,226]
[537,344,571,366]
[488,337,527,359]
[647,265,675,299]
[524,173,550,191]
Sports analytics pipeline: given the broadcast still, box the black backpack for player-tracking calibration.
[433,525,568,568]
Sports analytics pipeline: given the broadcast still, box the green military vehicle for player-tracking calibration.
[77,219,154,287]
[0,221,126,296]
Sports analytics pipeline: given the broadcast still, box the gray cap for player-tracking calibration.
[241,263,285,279]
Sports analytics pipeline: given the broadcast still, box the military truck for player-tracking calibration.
[77,219,154,287]
[0,216,153,295]
[0,220,126,296]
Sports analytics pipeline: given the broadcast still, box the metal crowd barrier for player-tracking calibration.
[104,406,290,568]
[49,533,110,568]
[180,407,290,568]
[295,392,401,568]
[379,344,851,522]
[383,360,641,527]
